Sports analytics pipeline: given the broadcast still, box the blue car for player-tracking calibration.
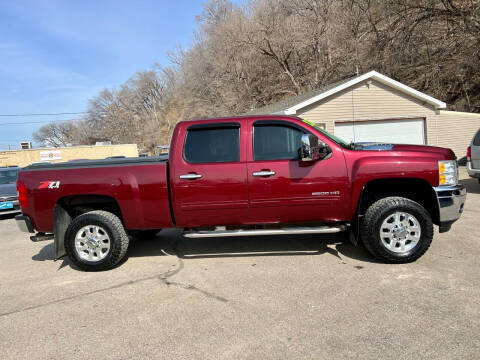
[0,166,20,215]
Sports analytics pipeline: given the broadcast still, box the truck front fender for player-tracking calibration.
[347,156,438,220]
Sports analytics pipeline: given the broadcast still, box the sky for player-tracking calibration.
[0,0,206,150]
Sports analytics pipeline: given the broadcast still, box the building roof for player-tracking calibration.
[250,70,447,115]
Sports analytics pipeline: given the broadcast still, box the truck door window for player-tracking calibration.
[184,125,240,163]
[254,124,304,160]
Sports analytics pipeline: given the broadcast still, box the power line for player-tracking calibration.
[0,112,86,117]
[0,140,32,142]
[0,118,79,126]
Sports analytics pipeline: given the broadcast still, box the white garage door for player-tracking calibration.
[334,119,425,144]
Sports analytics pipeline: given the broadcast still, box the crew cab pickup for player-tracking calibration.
[15,115,466,271]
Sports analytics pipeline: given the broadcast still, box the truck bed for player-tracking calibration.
[23,155,169,170]
[18,156,173,232]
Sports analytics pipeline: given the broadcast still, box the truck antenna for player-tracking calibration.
[351,88,356,144]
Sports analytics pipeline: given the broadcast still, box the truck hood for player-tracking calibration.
[0,183,17,197]
[356,143,456,159]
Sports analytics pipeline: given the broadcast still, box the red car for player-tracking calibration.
[15,115,466,271]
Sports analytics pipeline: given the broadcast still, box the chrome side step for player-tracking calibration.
[183,225,347,238]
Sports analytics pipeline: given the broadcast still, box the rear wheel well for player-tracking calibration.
[358,178,439,225]
[57,195,123,223]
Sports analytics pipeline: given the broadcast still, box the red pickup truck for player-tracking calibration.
[15,115,466,271]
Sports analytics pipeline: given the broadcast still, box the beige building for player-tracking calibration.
[251,71,480,158]
[0,143,138,167]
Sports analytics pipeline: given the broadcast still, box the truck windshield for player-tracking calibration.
[0,169,19,184]
[301,119,351,149]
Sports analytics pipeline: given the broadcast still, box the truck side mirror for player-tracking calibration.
[301,134,329,162]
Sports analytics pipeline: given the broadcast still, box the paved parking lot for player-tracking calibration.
[0,168,479,360]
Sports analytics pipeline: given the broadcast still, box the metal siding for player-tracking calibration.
[297,80,436,135]
[295,79,480,156]
[429,111,480,158]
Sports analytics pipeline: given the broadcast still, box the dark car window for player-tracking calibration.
[473,129,480,146]
[254,124,304,160]
[184,127,240,163]
[0,169,19,185]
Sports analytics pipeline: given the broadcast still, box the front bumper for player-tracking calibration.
[15,214,35,233]
[467,161,480,178]
[433,185,466,232]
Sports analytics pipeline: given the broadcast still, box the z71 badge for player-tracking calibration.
[39,181,61,189]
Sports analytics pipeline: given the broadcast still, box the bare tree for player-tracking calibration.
[32,121,78,147]
[36,0,480,151]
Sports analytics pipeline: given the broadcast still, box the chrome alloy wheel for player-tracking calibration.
[379,211,421,254]
[74,225,111,262]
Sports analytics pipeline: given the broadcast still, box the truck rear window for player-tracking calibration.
[184,126,240,163]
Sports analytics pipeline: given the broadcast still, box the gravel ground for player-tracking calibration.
[0,168,479,360]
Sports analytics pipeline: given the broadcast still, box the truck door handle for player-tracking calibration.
[179,173,202,180]
[252,170,276,177]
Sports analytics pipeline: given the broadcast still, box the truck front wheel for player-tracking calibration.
[360,197,433,263]
[64,210,130,271]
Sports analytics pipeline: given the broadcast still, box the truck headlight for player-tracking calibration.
[438,160,458,186]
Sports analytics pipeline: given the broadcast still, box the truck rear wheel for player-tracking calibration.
[64,210,129,271]
[360,197,433,263]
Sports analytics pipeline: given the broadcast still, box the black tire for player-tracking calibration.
[360,197,433,263]
[64,210,129,271]
[128,229,161,240]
